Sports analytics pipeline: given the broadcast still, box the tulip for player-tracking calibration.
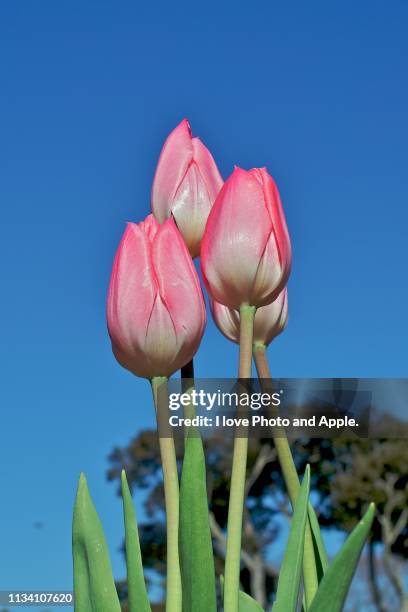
[151,118,223,258]
[201,166,291,310]
[107,214,206,379]
[211,288,288,346]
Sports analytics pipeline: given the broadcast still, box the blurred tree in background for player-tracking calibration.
[107,412,408,611]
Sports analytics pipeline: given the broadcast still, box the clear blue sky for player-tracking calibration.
[0,0,407,607]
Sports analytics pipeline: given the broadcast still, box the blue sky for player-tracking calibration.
[0,0,407,607]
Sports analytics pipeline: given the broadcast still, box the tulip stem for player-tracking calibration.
[224,304,256,612]
[180,360,196,427]
[253,343,319,609]
[180,358,194,383]
[151,376,182,612]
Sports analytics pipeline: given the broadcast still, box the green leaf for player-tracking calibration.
[309,503,375,612]
[273,466,311,612]
[72,473,121,612]
[179,428,217,612]
[220,576,264,611]
[121,470,151,612]
[308,503,329,582]
[238,589,265,611]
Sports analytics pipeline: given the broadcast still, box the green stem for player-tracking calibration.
[224,304,256,612]
[253,343,318,609]
[151,376,182,612]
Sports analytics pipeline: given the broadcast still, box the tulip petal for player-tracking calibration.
[139,213,160,241]
[252,289,288,346]
[151,122,223,258]
[107,222,158,377]
[144,294,178,376]
[152,218,206,370]
[250,230,284,306]
[172,162,213,257]
[192,137,224,203]
[258,168,292,276]
[201,167,271,309]
[210,299,240,344]
[107,214,206,379]
[201,165,291,309]
[211,290,288,347]
[151,119,194,222]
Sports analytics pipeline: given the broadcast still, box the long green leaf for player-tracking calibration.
[179,428,217,612]
[121,470,151,612]
[308,503,329,582]
[72,473,121,612]
[220,575,264,611]
[273,466,311,612]
[238,589,265,611]
[309,503,375,612]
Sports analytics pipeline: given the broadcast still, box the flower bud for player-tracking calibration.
[201,166,291,309]
[151,119,223,258]
[107,215,206,379]
[211,289,288,346]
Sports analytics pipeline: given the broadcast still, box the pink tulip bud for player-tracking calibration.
[211,289,288,346]
[201,166,291,309]
[151,119,223,258]
[107,215,206,379]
